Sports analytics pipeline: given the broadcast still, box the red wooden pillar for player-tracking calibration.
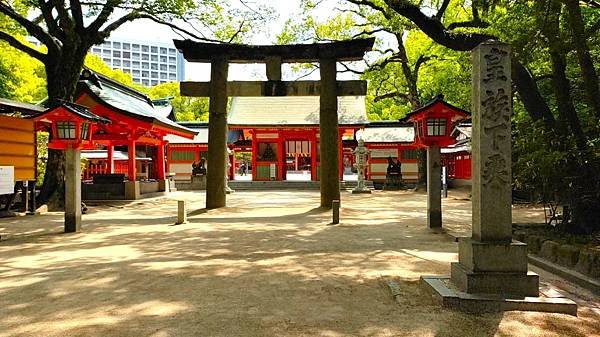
[107,142,114,174]
[251,130,257,181]
[165,143,170,175]
[128,140,137,181]
[311,131,318,181]
[277,132,284,181]
[338,130,344,180]
[157,141,166,180]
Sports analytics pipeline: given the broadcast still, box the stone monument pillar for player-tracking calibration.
[352,139,371,194]
[64,145,82,233]
[450,41,538,296]
[427,144,442,229]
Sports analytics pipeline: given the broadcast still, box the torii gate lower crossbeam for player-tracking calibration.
[174,38,375,209]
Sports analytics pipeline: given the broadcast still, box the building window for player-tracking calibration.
[160,72,167,79]
[160,64,167,71]
[426,118,447,137]
[113,50,121,58]
[102,50,111,56]
[169,48,176,55]
[102,57,111,64]
[123,43,130,50]
[132,44,140,51]
[142,53,149,61]
[80,123,90,139]
[169,73,176,80]
[169,56,176,64]
[151,55,158,62]
[132,70,140,76]
[160,47,167,54]
[142,45,149,52]
[113,42,121,49]
[151,63,158,70]
[142,71,149,77]
[132,52,140,60]
[169,65,176,71]
[151,71,158,78]
[122,51,131,59]
[102,41,111,48]
[92,47,101,53]
[113,59,121,66]
[160,56,167,63]
[132,61,140,68]
[123,60,131,67]
[56,121,76,139]
[142,62,149,69]
[142,79,149,86]
[151,80,158,86]
[402,149,419,160]
[170,150,195,161]
[151,46,158,53]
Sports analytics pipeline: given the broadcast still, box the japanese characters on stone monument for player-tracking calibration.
[450,40,539,297]
[472,43,512,242]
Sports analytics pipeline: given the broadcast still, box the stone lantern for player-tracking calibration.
[403,94,469,229]
[351,138,371,194]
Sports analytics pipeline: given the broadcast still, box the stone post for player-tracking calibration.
[206,56,229,209]
[427,144,442,229]
[450,41,538,296]
[64,145,81,233]
[319,57,340,208]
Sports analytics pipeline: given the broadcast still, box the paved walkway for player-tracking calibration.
[0,190,598,337]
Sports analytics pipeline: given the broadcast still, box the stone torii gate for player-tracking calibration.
[174,38,375,209]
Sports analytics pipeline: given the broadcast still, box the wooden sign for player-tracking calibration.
[0,166,14,194]
[0,115,36,181]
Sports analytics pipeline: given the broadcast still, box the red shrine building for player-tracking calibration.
[67,71,471,191]
[35,69,197,200]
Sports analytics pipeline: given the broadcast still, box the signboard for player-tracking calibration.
[0,166,15,194]
[269,163,276,180]
[370,148,398,158]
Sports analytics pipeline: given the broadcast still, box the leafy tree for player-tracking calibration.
[0,0,271,205]
[146,82,209,121]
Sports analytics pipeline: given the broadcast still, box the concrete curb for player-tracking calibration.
[528,254,600,295]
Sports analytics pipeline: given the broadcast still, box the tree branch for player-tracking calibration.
[339,62,365,75]
[374,91,410,102]
[447,20,490,30]
[0,2,59,52]
[435,0,451,20]
[86,0,124,34]
[0,30,47,62]
[69,0,85,31]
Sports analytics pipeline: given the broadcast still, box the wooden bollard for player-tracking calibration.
[332,199,340,224]
[176,200,187,224]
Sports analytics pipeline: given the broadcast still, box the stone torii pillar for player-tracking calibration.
[206,56,229,208]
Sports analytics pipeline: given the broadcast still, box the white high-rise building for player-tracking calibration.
[90,38,185,86]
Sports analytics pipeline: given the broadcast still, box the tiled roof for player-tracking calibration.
[228,96,368,126]
[78,70,195,136]
[165,126,209,144]
[0,97,45,115]
[355,125,415,143]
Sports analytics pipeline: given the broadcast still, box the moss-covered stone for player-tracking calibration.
[539,240,560,262]
[556,244,580,267]
[575,248,593,275]
[526,235,546,254]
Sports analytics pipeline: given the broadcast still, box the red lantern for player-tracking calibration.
[32,103,109,150]
[403,95,469,148]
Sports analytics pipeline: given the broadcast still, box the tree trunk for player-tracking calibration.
[37,49,87,206]
[563,0,600,119]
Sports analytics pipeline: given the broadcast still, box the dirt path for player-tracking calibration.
[0,190,598,337]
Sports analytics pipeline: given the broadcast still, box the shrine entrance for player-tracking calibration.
[175,38,374,208]
[284,139,313,181]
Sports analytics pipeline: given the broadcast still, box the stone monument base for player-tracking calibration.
[351,188,371,194]
[452,238,538,296]
[420,275,577,315]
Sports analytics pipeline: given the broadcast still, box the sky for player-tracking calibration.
[108,0,366,82]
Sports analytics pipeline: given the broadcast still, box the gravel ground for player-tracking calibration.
[0,190,598,337]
